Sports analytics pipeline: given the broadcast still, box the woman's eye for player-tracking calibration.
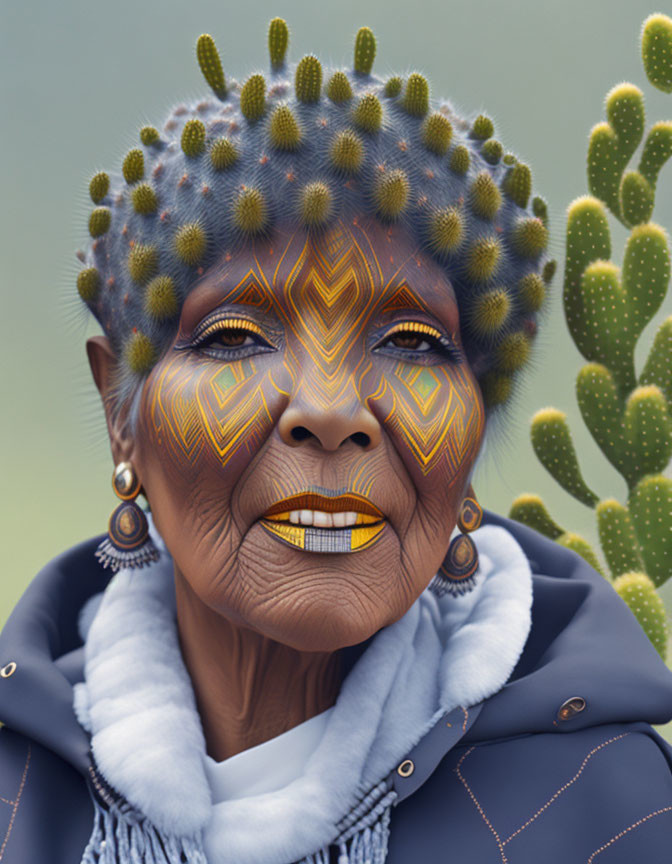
[205,328,256,349]
[374,324,463,364]
[385,332,433,352]
[187,317,277,357]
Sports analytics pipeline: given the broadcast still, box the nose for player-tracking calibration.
[277,400,382,451]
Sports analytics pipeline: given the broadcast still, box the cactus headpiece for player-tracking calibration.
[76,19,554,427]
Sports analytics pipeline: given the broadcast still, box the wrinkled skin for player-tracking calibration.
[88,216,486,759]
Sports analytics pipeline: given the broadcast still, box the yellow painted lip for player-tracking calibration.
[263,492,384,520]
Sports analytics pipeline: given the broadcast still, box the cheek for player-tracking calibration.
[141,354,290,485]
[367,361,485,491]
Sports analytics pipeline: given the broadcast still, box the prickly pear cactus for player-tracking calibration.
[509,13,672,661]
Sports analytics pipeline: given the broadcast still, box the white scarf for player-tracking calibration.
[73,515,533,864]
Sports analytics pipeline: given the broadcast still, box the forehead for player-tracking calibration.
[178,217,459,333]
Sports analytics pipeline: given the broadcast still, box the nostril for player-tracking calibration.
[349,432,371,448]
[290,426,313,442]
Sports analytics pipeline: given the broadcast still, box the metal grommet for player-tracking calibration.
[0,662,16,679]
[557,696,586,722]
[397,758,415,778]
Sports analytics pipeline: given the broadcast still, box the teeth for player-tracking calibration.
[283,510,377,528]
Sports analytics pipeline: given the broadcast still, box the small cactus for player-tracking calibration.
[140,126,160,146]
[517,273,546,313]
[295,55,322,103]
[422,113,452,155]
[145,275,178,320]
[354,26,376,75]
[196,34,227,98]
[449,145,470,174]
[532,196,549,226]
[234,187,267,233]
[619,170,654,226]
[174,222,207,265]
[128,244,158,284]
[326,72,353,103]
[353,93,383,133]
[131,183,158,215]
[481,139,503,165]
[428,207,464,255]
[402,73,429,116]
[77,267,100,303]
[124,330,156,374]
[470,288,511,337]
[466,237,501,282]
[384,76,402,97]
[240,74,266,121]
[330,129,364,173]
[495,330,532,373]
[471,114,494,140]
[470,172,502,220]
[210,138,238,170]
[502,163,531,208]
[89,207,111,238]
[268,17,289,69]
[181,119,206,157]
[511,217,548,257]
[89,172,109,204]
[373,169,409,219]
[269,105,302,150]
[300,181,332,227]
[122,149,144,183]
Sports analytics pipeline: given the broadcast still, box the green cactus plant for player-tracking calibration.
[509,13,672,661]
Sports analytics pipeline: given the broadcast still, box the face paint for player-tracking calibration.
[135,215,485,654]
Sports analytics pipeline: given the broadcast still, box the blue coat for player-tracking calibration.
[0,508,671,862]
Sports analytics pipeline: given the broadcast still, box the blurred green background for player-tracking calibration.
[1,0,671,731]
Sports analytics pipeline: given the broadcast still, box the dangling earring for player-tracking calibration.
[94,461,160,573]
[429,484,482,598]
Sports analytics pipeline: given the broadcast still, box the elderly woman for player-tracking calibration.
[1,19,672,864]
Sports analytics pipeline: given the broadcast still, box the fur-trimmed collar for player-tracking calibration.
[73,516,533,864]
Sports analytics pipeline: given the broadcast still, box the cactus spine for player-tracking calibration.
[509,16,672,659]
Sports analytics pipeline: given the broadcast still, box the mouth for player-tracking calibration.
[259,491,387,553]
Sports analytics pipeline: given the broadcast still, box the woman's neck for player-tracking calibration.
[174,565,344,763]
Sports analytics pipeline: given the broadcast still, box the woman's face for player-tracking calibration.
[128,216,486,651]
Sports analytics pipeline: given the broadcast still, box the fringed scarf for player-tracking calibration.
[73,516,533,864]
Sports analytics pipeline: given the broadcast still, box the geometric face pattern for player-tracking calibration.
[145,218,484,493]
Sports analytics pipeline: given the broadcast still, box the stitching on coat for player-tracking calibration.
[0,743,31,861]
[502,733,631,845]
[586,806,672,862]
[454,746,508,863]
[460,706,468,733]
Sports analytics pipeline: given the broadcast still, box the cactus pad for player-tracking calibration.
[402,73,429,116]
[89,172,109,204]
[326,72,353,103]
[145,275,179,320]
[373,169,409,219]
[234,187,267,233]
[641,13,672,93]
[269,105,302,150]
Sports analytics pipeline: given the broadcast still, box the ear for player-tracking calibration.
[86,335,139,467]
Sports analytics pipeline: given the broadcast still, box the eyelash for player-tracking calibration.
[187,316,462,364]
[190,317,277,359]
[374,322,463,363]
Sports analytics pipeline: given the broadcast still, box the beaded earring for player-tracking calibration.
[429,485,483,598]
[94,461,160,572]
